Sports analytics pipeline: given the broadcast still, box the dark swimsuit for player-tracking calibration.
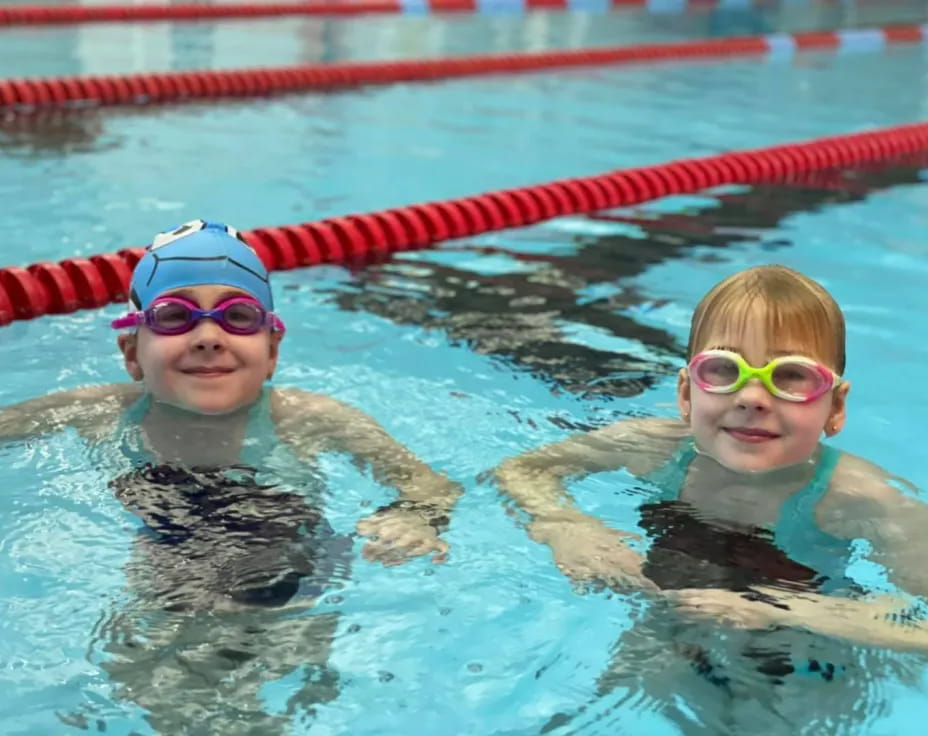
[640,440,859,683]
[110,390,352,611]
[641,440,856,595]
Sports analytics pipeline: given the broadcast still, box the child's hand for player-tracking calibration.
[667,587,794,630]
[528,516,658,593]
[356,503,450,567]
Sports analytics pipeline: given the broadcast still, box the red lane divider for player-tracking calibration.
[0,0,899,25]
[0,24,924,113]
[0,1,403,25]
[2,120,928,326]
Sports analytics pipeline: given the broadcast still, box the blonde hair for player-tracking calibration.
[687,265,846,374]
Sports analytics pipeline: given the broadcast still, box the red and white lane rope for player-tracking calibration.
[0,0,894,26]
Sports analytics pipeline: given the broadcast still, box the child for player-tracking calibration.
[0,220,461,733]
[495,265,928,729]
[1,219,460,561]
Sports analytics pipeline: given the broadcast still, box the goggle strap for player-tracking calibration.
[110,312,144,330]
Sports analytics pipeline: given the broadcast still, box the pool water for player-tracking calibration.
[3,2,928,734]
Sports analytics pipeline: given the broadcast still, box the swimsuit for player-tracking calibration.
[640,440,858,684]
[640,440,856,595]
[110,390,352,611]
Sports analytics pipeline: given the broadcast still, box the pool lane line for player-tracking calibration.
[2,118,927,325]
[0,0,899,26]
[0,23,925,114]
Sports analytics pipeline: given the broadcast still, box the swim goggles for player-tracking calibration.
[687,350,840,403]
[110,296,286,336]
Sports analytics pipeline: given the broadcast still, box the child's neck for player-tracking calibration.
[141,399,253,467]
[693,444,822,486]
[683,446,823,528]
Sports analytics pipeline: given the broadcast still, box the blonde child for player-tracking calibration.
[0,220,461,733]
[496,265,928,729]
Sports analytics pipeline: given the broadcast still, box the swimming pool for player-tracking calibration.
[3,1,928,733]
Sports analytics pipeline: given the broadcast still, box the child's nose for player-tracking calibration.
[734,378,771,411]
[190,319,226,351]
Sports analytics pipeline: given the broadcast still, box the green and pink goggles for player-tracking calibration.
[688,350,840,403]
[111,296,285,336]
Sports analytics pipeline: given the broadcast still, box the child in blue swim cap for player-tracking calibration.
[0,219,462,732]
[1,219,460,565]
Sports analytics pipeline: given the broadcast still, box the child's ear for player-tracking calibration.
[676,368,692,424]
[824,380,850,437]
[266,330,283,380]
[117,333,144,381]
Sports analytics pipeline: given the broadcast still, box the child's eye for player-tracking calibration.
[153,303,190,328]
[225,304,261,328]
[701,358,738,384]
[772,363,816,390]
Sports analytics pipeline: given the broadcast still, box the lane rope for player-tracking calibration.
[2,119,927,325]
[0,0,891,26]
[1,24,925,113]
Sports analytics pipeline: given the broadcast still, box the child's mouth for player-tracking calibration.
[724,427,780,443]
[183,367,235,377]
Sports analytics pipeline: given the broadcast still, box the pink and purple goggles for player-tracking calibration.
[688,349,840,403]
[111,296,285,336]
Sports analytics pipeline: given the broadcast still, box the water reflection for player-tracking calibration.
[0,109,112,155]
[327,161,928,400]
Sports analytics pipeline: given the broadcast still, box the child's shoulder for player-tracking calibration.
[602,417,690,477]
[597,416,689,442]
[819,449,926,545]
[69,382,145,422]
[0,382,143,441]
[270,387,352,415]
[591,417,691,461]
[517,416,688,479]
[74,382,144,403]
[819,449,920,523]
[828,451,915,500]
[269,388,371,433]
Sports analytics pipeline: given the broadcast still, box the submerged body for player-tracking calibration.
[497,265,928,732]
[0,222,461,734]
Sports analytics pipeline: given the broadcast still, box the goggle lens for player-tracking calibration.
[695,354,740,389]
[770,361,825,398]
[149,300,197,334]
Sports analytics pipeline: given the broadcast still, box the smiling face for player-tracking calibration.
[677,317,849,472]
[118,284,282,415]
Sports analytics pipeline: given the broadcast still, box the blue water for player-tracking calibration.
[2,2,928,734]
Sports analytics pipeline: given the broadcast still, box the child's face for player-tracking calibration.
[676,320,849,473]
[117,285,282,415]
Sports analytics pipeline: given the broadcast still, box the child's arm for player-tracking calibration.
[671,586,928,655]
[0,384,137,442]
[821,454,928,600]
[494,417,684,592]
[272,390,463,566]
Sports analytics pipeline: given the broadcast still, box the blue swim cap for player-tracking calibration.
[129,220,273,310]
